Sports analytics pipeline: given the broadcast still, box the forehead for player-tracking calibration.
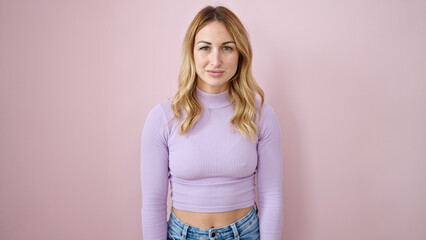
[195,21,234,42]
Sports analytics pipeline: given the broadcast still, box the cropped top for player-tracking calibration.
[140,87,283,239]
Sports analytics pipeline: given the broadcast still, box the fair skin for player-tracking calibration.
[172,20,252,229]
[193,20,239,94]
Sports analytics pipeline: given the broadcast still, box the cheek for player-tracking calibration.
[194,53,206,67]
[229,54,239,69]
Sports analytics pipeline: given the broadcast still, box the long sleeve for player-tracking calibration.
[140,104,170,239]
[256,103,283,238]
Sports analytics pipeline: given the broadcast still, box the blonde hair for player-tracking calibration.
[170,5,264,142]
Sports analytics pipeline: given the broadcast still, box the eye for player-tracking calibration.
[199,46,210,51]
[223,46,233,51]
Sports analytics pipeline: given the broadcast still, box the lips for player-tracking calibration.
[206,70,224,77]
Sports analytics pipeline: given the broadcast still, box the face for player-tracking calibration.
[193,21,239,94]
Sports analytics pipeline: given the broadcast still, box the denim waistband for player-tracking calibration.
[168,203,258,239]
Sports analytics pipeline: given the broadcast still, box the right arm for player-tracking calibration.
[140,104,169,239]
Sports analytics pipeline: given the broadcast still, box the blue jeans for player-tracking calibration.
[167,205,260,240]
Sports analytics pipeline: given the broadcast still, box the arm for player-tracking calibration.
[140,104,169,239]
[256,104,283,238]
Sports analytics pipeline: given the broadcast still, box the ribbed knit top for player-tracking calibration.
[140,87,283,239]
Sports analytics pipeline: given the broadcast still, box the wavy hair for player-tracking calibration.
[170,5,264,142]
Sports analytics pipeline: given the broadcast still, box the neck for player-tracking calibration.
[195,87,232,109]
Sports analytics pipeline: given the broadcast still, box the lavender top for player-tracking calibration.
[140,87,283,239]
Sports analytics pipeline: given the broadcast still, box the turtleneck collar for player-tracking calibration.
[196,87,232,109]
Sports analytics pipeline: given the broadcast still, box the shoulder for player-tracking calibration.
[142,98,174,141]
[255,97,281,137]
[143,98,175,133]
[145,98,174,122]
[255,97,279,123]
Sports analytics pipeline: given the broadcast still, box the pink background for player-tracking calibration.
[1,0,425,239]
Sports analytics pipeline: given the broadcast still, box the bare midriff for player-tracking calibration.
[172,206,253,229]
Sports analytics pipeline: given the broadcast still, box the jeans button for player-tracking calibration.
[211,232,216,237]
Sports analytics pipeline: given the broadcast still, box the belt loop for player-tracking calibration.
[230,223,239,239]
[181,224,189,240]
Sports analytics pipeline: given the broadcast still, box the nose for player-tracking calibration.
[210,49,222,67]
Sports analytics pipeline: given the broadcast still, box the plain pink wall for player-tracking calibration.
[1,0,425,239]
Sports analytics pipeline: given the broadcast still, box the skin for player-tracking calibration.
[172,206,253,229]
[193,20,239,94]
[172,21,252,229]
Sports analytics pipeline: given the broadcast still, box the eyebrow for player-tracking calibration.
[196,40,236,45]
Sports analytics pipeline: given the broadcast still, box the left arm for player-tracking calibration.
[256,103,283,239]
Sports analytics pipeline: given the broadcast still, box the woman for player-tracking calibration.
[140,5,283,239]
